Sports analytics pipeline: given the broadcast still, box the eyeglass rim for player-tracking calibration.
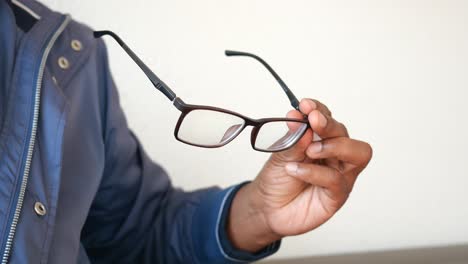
[173,97,309,152]
[251,121,308,152]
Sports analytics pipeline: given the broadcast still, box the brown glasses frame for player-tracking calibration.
[93,30,309,152]
[172,98,308,152]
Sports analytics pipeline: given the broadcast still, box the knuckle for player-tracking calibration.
[336,121,348,136]
[324,117,346,137]
[341,179,351,194]
[346,182,354,194]
[322,109,332,118]
[328,170,342,187]
[326,137,347,154]
[344,138,355,155]
[312,99,332,116]
[362,142,373,164]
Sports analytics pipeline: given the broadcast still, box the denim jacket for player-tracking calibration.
[0,0,279,263]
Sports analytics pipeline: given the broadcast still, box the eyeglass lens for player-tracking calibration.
[177,109,245,147]
[254,121,308,151]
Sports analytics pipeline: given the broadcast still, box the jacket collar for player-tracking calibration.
[7,0,40,32]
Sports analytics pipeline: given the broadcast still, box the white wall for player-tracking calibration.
[41,0,468,259]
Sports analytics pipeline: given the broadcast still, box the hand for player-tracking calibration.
[227,98,372,252]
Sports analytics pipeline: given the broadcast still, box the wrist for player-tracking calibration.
[227,182,281,252]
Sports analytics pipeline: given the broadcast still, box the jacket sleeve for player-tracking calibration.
[80,39,280,263]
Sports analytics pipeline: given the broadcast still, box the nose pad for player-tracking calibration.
[220,124,243,143]
[253,122,308,152]
[269,123,308,151]
[267,130,295,150]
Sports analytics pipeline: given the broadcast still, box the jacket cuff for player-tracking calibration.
[191,182,281,263]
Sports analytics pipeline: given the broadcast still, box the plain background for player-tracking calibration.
[41,0,468,260]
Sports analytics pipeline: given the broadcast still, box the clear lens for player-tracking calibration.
[177,109,245,147]
[254,121,308,152]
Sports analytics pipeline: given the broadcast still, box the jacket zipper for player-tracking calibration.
[1,16,71,264]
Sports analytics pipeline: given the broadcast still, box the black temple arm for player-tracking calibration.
[225,50,299,110]
[93,30,177,101]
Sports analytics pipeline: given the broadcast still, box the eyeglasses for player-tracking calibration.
[93,30,309,152]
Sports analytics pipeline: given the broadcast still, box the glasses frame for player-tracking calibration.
[173,99,308,152]
[93,30,309,152]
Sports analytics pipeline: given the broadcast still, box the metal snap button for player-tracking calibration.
[71,39,82,51]
[34,202,46,216]
[58,56,70,69]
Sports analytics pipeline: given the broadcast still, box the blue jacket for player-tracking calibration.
[0,0,279,263]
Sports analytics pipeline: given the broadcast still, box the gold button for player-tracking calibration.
[71,39,82,51]
[58,56,70,69]
[34,202,47,216]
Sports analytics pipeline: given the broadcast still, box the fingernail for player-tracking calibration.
[285,162,298,175]
[318,112,327,128]
[308,142,323,154]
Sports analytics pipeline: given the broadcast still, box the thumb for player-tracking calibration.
[272,110,314,163]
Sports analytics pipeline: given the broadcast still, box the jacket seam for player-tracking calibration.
[40,104,68,264]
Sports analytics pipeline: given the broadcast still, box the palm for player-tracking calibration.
[271,184,342,235]
[256,160,344,236]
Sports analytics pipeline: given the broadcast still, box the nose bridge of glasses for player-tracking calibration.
[250,124,261,150]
